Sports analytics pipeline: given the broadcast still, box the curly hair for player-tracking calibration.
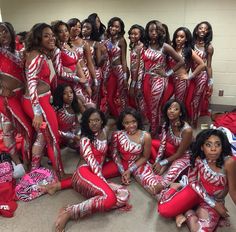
[25,23,53,52]
[52,84,80,114]
[162,99,187,130]
[106,17,125,38]
[145,20,165,48]
[0,22,16,53]
[193,21,213,55]
[172,27,193,68]
[81,18,100,42]
[81,108,107,142]
[190,129,232,168]
[128,24,146,49]
[117,107,143,130]
[52,20,72,48]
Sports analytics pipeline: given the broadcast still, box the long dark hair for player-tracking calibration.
[128,24,146,49]
[145,20,165,48]
[67,18,82,38]
[81,108,107,142]
[190,129,232,168]
[81,18,100,42]
[88,13,106,39]
[193,21,213,55]
[162,23,171,45]
[52,84,80,114]
[172,27,193,68]
[0,22,16,53]
[162,99,187,130]
[25,23,53,52]
[106,17,125,38]
[117,107,143,130]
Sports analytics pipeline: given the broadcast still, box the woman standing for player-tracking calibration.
[141,20,184,136]
[171,27,205,103]
[104,17,128,117]
[185,21,214,126]
[0,22,33,173]
[54,108,130,232]
[23,23,66,178]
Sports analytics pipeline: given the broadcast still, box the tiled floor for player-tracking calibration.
[0,115,235,232]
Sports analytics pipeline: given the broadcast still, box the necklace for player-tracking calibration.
[126,130,138,135]
[207,159,217,164]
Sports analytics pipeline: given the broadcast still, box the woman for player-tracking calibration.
[102,107,162,197]
[88,13,106,41]
[158,129,236,231]
[54,108,130,232]
[52,20,92,112]
[53,84,81,151]
[0,22,33,174]
[141,20,184,136]
[104,17,128,117]
[171,27,205,103]
[67,18,98,106]
[185,21,214,126]
[151,99,193,193]
[22,23,66,178]
[128,24,146,117]
[81,18,103,106]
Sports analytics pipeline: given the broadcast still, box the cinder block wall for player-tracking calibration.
[1,0,235,106]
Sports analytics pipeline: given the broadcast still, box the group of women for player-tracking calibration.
[0,13,235,232]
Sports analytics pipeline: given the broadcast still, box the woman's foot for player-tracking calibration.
[39,182,61,195]
[175,214,186,228]
[55,207,71,232]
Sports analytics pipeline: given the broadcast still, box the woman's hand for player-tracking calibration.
[32,114,43,130]
[214,202,229,218]
[121,170,131,185]
[153,162,162,174]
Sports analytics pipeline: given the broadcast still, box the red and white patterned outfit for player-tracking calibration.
[151,122,192,188]
[0,47,33,161]
[129,43,146,114]
[104,39,128,117]
[102,130,162,197]
[66,135,130,219]
[56,106,80,150]
[185,45,208,125]
[22,54,64,173]
[141,46,168,135]
[158,158,230,231]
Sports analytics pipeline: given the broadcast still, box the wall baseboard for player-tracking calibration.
[210,104,235,112]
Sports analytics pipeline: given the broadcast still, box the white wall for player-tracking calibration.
[1,0,236,106]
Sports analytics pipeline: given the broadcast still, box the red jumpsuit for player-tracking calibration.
[151,122,192,188]
[0,47,33,162]
[104,39,128,117]
[65,135,130,219]
[102,130,162,197]
[22,54,64,174]
[141,47,168,135]
[158,158,229,231]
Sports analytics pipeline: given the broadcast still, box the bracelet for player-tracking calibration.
[123,73,127,81]
[165,69,174,77]
[205,196,216,208]
[208,78,213,85]
[159,159,169,166]
[84,81,90,87]
[33,104,42,115]
[129,163,138,173]
[136,81,142,89]
[74,76,80,82]
[93,79,99,86]
[130,80,136,88]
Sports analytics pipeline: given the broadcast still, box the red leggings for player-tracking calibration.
[158,185,200,218]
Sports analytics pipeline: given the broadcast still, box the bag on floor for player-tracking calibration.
[15,167,58,202]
